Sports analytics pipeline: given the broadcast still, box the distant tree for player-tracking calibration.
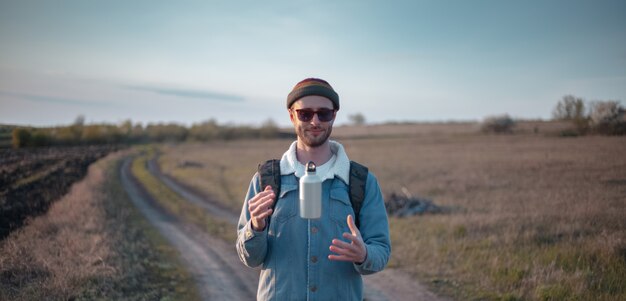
[54,126,73,144]
[73,115,86,126]
[553,95,589,134]
[12,128,31,148]
[189,119,220,141]
[119,119,132,135]
[145,123,188,142]
[348,113,366,125]
[589,100,626,135]
[590,100,622,124]
[553,95,586,120]
[131,122,145,142]
[82,125,106,144]
[68,114,86,141]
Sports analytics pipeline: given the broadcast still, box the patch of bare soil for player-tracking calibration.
[0,146,116,239]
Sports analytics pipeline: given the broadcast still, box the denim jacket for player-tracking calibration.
[236,141,391,300]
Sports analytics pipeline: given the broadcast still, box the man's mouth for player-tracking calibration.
[307,128,324,135]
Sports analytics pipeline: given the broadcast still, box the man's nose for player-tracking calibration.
[310,113,322,125]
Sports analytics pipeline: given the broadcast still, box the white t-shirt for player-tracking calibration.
[296,154,337,181]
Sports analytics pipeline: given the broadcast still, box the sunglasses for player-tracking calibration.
[293,108,336,122]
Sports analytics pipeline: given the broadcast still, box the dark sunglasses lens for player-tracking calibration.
[297,110,314,122]
[317,110,334,122]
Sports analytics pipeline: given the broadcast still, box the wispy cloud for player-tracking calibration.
[0,90,111,107]
[124,85,245,102]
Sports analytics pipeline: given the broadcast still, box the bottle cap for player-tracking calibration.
[306,161,316,172]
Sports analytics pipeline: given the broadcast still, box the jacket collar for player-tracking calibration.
[280,140,351,184]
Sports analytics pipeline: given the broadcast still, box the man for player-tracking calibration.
[236,78,391,300]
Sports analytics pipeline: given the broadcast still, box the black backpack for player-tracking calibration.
[258,159,369,228]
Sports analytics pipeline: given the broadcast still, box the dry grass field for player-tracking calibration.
[158,123,626,301]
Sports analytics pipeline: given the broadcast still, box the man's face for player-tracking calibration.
[289,95,336,148]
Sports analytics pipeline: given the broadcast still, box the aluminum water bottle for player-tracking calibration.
[300,161,322,219]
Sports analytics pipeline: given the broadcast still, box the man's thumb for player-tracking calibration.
[347,215,357,235]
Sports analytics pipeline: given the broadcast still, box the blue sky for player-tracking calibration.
[1,0,625,127]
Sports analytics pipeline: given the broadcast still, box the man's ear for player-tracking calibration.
[289,109,295,123]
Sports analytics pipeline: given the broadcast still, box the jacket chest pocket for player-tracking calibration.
[272,184,297,223]
[329,188,354,227]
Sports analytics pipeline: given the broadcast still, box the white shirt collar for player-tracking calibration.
[280,140,352,184]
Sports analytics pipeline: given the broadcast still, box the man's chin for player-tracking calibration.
[301,135,328,148]
[297,126,332,148]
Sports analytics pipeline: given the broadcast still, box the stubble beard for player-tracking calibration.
[296,124,333,148]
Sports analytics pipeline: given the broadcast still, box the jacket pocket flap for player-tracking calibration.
[279,184,297,198]
[330,188,351,206]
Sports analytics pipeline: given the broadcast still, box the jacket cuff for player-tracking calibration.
[353,244,372,273]
[244,220,267,242]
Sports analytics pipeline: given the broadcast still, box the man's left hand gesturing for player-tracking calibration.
[328,215,367,264]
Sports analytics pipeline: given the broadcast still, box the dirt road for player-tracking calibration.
[121,158,258,300]
[122,156,450,300]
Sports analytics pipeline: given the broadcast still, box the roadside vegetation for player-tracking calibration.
[0,151,199,300]
[157,130,626,301]
[130,146,235,242]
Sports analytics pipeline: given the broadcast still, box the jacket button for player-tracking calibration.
[311,227,318,234]
[311,256,318,263]
[310,285,317,292]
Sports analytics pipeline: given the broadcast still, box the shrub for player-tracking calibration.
[348,113,366,126]
[481,114,515,133]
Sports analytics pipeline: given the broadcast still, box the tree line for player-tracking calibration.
[10,95,625,147]
[552,95,625,135]
[481,96,625,135]
[11,118,289,148]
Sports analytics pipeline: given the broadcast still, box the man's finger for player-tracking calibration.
[252,198,273,212]
[328,254,352,262]
[249,191,275,208]
[251,190,274,203]
[331,238,351,248]
[329,245,356,259]
[342,232,362,245]
[255,208,273,220]
[249,204,269,221]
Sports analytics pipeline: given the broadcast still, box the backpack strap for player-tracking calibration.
[349,161,368,229]
[258,159,281,210]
